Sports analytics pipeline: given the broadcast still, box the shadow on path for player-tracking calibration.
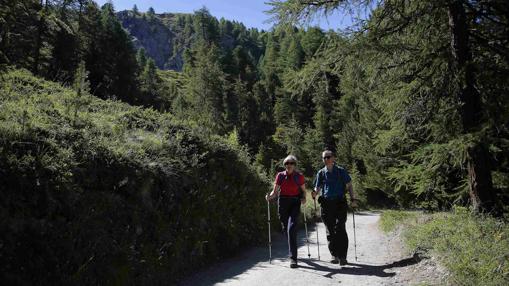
[298,253,422,279]
[176,223,318,286]
[177,212,421,285]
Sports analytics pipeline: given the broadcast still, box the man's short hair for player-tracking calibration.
[322,150,334,157]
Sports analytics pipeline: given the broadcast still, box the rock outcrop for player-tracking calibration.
[117,11,184,71]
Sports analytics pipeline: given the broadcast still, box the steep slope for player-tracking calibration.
[117,10,179,70]
[0,69,270,285]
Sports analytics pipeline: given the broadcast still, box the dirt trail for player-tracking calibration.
[179,211,439,286]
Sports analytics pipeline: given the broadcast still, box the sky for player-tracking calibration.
[95,0,359,31]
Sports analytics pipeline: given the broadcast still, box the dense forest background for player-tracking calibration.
[1,0,508,284]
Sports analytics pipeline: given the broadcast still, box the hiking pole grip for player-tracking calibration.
[314,198,320,260]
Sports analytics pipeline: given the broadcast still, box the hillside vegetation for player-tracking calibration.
[381,209,509,285]
[0,69,269,285]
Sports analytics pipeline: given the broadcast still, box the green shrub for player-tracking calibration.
[381,208,509,285]
[379,210,417,232]
[0,69,270,285]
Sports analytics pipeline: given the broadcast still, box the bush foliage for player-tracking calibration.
[381,209,509,285]
[0,69,270,285]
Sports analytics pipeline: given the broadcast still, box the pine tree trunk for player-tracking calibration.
[78,0,83,30]
[447,0,496,213]
[33,0,47,74]
[466,143,495,212]
[323,71,338,153]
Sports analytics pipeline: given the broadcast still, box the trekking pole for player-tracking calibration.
[267,194,272,264]
[302,204,311,259]
[313,198,320,260]
[352,210,358,262]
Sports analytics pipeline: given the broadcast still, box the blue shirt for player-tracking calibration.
[314,165,351,199]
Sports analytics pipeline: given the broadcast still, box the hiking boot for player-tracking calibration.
[290,258,298,268]
[339,258,348,266]
[330,257,339,264]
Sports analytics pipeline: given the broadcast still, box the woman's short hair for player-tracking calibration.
[283,155,298,165]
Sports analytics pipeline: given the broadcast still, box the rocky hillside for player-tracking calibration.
[117,10,183,70]
[116,9,264,72]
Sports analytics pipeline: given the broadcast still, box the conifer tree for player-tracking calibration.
[267,0,508,212]
[71,60,91,126]
[136,48,147,70]
[147,7,156,20]
[140,58,160,105]
[183,41,228,133]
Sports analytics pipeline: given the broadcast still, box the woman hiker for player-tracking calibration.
[312,150,358,265]
[265,155,307,268]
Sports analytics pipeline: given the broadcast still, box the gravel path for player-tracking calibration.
[178,211,438,286]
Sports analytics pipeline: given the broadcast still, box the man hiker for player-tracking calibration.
[312,150,358,265]
[266,155,307,268]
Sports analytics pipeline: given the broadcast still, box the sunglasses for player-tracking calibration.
[284,161,296,166]
[323,156,332,160]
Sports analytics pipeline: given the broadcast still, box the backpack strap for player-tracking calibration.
[317,167,326,188]
[276,172,285,186]
[336,166,346,197]
[293,172,301,186]
[293,172,304,199]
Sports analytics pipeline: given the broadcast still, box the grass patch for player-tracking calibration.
[381,208,509,285]
[379,210,418,232]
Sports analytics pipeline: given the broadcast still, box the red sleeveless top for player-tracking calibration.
[274,171,305,196]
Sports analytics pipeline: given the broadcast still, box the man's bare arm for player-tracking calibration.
[347,182,355,200]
